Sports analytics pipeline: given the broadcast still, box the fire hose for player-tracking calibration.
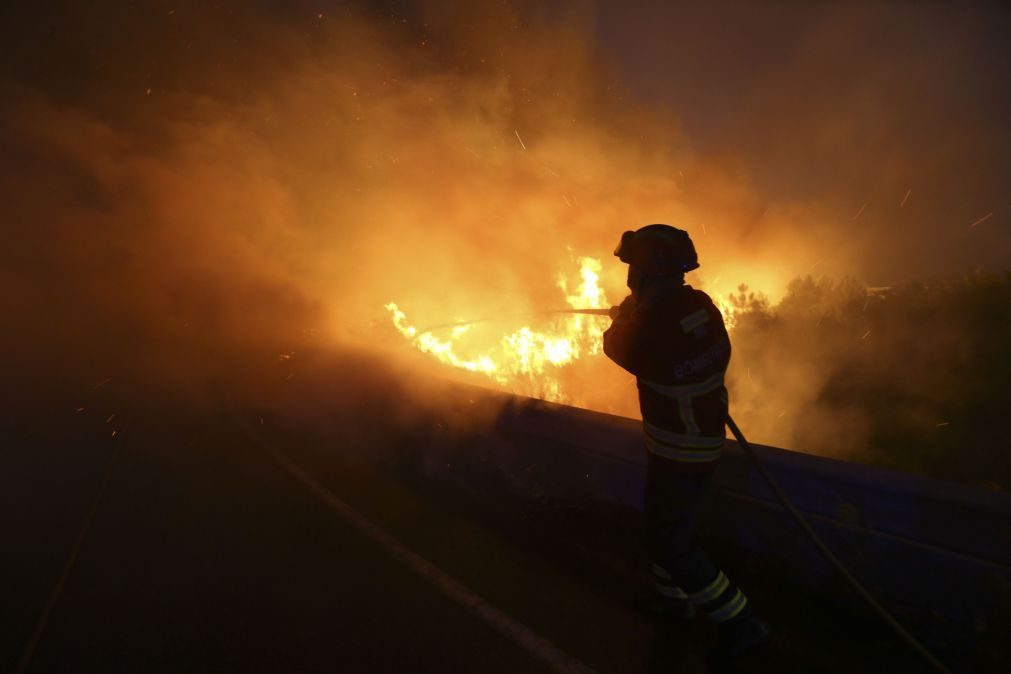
[725,416,952,674]
[422,307,952,674]
[419,308,613,333]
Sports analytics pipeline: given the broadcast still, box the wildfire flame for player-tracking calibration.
[386,257,610,401]
[715,297,739,332]
[386,257,741,404]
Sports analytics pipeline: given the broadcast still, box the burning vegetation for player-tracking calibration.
[383,254,746,404]
[384,268,1011,491]
[385,257,611,400]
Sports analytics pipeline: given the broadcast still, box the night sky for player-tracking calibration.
[594,1,1011,280]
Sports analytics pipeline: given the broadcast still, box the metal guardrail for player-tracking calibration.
[399,383,1011,670]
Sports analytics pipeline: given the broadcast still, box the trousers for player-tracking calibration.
[644,452,751,624]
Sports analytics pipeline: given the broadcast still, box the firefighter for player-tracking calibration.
[603,224,770,658]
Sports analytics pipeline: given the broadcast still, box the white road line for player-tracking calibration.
[239,421,598,674]
[16,430,127,674]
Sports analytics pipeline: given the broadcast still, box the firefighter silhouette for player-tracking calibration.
[604,224,771,658]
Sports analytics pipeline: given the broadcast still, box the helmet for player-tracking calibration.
[613,224,699,274]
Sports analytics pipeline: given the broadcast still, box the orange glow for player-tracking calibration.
[386,256,765,407]
[386,257,610,402]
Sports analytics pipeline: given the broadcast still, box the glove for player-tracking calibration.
[609,296,636,320]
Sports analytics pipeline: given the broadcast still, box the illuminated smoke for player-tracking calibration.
[1,1,1007,459]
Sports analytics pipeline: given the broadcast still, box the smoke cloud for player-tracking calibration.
[1,1,1007,480]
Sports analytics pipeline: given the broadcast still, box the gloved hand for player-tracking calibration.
[609,295,636,320]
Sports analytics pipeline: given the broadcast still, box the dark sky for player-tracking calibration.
[593,1,1011,281]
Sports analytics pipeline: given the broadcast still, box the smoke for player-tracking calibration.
[725,272,1011,488]
[0,2,780,398]
[1,1,1007,473]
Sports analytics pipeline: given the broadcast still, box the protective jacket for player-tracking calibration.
[603,279,731,466]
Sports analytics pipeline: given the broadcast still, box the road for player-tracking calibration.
[3,398,672,674]
[1,376,933,674]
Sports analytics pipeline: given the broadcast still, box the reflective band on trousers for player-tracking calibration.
[688,571,729,605]
[709,589,748,623]
[640,372,724,399]
[645,435,723,462]
[656,584,688,599]
[652,564,688,599]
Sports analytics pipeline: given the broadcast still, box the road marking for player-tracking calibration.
[240,422,598,674]
[16,430,127,674]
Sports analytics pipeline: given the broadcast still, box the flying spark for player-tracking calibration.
[852,203,867,220]
[860,330,872,340]
[900,188,912,207]
[513,129,527,151]
[91,377,112,390]
[969,212,993,228]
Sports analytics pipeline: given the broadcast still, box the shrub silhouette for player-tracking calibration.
[726,270,1011,492]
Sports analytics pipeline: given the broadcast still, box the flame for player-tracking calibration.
[714,297,739,331]
[386,256,754,406]
[386,257,609,401]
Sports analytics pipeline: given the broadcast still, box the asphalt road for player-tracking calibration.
[2,393,676,674]
[1,378,940,674]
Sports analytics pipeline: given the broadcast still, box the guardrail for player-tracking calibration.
[397,383,1011,665]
